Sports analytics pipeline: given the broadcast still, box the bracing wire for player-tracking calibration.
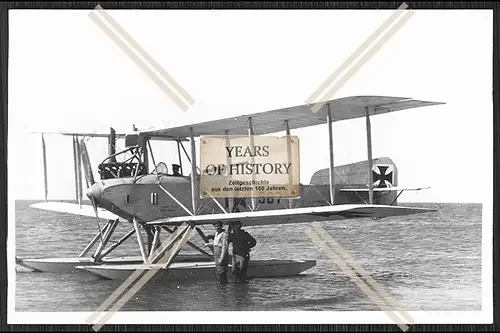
[251,218,293,256]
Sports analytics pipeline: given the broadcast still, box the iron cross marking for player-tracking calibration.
[373,165,393,188]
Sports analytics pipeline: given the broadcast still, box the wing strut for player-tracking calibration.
[390,190,405,206]
[158,183,194,216]
[148,139,159,178]
[150,139,195,216]
[248,117,256,211]
[141,135,149,174]
[72,136,80,205]
[225,130,234,213]
[284,120,293,209]
[176,139,183,175]
[188,127,200,214]
[365,106,374,204]
[41,134,48,203]
[179,139,202,175]
[327,104,335,205]
[76,136,83,207]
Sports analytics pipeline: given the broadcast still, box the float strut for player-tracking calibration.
[133,218,149,264]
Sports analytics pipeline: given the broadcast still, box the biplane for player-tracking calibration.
[16,95,444,283]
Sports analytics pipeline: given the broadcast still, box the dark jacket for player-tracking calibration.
[229,230,257,256]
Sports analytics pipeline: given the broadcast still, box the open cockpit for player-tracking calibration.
[97,132,190,181]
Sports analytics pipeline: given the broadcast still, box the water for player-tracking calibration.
[14,200,482,311]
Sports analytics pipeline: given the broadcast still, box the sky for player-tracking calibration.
[8,9,493,203]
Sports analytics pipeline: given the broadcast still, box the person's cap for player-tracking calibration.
[233,220,242,227]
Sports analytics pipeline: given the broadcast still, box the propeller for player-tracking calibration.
[108,127,117,163]
[77,138,105,244]
[79,138,95,187]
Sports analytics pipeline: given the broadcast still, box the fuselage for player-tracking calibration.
[87,173,330,222]
[87,169,397,223]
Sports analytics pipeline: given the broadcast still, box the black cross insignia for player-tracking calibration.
[372,165,393,188]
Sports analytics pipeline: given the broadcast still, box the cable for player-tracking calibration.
[251,217,293,256]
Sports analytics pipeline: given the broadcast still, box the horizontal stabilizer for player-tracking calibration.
[30,202,120,220]
[340,186,430,192]
[146,204,436,227]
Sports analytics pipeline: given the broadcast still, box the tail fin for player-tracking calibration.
[310,157,398,188]
[310,157,400,205]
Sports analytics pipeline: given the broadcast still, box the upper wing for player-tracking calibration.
[141,96,445,138]
[340,186,431,192]
[32,131,188,142]
[32,131,128,138]
[145,204,437,227]
[30,202,120,220]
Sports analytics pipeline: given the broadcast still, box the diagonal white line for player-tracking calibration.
[311,222,414,324]
[307,3,408,103]
[86,224,192,330]
[90,227,195,331]
[307,2,409,105]
[301,5,417,331]
[85,4,418,330]
[307,3,414,113]
[89,5,195,112]
[306,225,412,331]
[85,265,146,324]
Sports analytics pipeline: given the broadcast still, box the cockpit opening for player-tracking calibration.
[98,162,148,180]
[97,134,188,180]
[98,146,148,180]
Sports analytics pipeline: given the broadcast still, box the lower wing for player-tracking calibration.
[146,204,436,227]
[30,202,120,220]
[29,202,436,227]
[340,186,430,192]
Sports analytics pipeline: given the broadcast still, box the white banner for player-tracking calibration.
[199,135,300,198]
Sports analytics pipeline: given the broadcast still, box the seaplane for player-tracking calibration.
[16,95,444,283]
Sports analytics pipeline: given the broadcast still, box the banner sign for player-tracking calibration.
[199,135,300,198]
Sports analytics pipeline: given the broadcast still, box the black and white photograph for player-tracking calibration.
[7,6,493,327]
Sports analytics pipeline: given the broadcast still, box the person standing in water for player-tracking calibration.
[228,221,257,283]
[210,221,229,284]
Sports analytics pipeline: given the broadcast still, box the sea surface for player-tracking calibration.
[14,200,482,312]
